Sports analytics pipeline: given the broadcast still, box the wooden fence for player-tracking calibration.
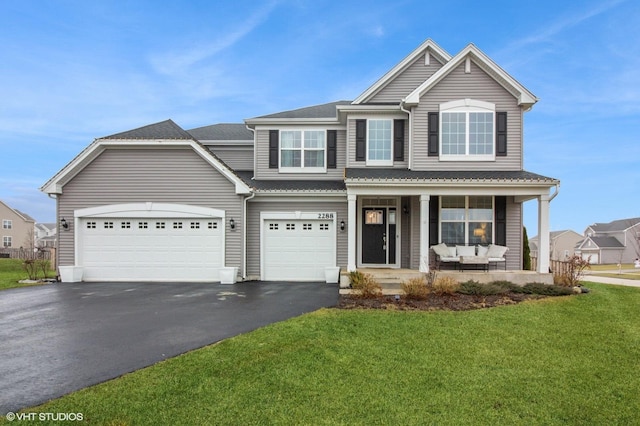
[530,256,571,277]
[0,247,53,261]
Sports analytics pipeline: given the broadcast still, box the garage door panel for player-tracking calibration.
[79,217,224,281]
[263,218,336,281]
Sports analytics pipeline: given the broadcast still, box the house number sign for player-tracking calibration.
[317,213,334,219]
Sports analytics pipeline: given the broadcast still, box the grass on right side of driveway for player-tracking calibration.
[11,282,640,425]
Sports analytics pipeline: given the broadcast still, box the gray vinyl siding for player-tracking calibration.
[208,146,254,171]
[246,198,348,278]
[412,61,523,171]
[346,116,409,168]
[57,147,244,273]
[254,128,346,180]
[505,197,522,270]
[368,53,444,103]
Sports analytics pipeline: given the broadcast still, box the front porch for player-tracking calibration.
[339,268,554,295]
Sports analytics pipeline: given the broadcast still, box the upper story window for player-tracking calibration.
[280,130,326,172]
[440,99,495,161]
[367,119,392,166]
[2,219,12,229]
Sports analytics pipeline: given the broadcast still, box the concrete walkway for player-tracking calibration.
[582,272,640,288]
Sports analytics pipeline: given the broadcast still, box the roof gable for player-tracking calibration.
[0,200,36,223]
[42,120,251,195]
[589,217,640,233]
[404,43,537,109]
[353,39,451,104]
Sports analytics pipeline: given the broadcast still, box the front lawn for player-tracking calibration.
[8,282,640,425]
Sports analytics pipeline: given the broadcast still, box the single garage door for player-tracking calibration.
[76,203,225,282]
[262,213,336,281]
[582,252,599,264]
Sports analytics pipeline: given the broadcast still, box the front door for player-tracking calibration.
[362,207,397,265]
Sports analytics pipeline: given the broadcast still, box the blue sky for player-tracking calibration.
[1,0,638,237]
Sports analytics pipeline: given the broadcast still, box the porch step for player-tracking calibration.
[339,268,425,288]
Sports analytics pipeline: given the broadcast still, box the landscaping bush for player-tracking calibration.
[401,276,430,300]
[458,280,513,296]
[516,282,574,296]
[349,272,382,298]
[432,276,459,295]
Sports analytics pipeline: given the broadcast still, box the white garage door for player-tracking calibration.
[76,203,225,282]
[582,252,599,264]
[262,213,336,281]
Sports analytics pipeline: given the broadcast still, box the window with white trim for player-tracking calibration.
[440,99,495,161]
[2,236,11,247]
[440,196,493,245]
[2,220,12,229]
[280,130,326,172]
[367,119,392,165]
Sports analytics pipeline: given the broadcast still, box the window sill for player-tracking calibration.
[439,155,495,162]
[278,167,327,174]
[365,160,393,167]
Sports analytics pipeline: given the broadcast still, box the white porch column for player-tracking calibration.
[347,193,357,271]
[537,194,551,273]
[419,195,430,272]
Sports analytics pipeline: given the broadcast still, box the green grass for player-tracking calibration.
[6,282,640,425]
[0,258,51,290]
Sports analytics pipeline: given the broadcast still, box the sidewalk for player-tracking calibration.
[582,273,640,288]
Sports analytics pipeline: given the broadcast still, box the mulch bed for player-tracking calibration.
[337,292,547,311]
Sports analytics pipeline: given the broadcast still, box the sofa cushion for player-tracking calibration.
[477,245,489,257]
[431,243,450,258]
[456,245,476,257]
[447,246,458,257]
[487,244,508,259]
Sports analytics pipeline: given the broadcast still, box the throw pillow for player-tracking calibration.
[456,245,476,257]
[487,244,508,258]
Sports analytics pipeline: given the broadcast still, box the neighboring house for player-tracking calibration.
[529,230,583,261]
[35,223,57,248]
[0,200,36,250]
[41,39,559,282]
[575,217,640,264]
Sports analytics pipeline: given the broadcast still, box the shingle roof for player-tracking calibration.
[252,101,352,119]
[236,172,345,192]
[14,209,35,222]
[188,123,253,141]
[345,168,558,182]
[101,119,194,140]
[589,217,640,233]
[585,236,625,248]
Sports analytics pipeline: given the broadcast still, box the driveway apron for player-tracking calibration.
[0,281,338,415]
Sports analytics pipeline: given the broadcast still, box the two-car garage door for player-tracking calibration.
[76,203,225,282]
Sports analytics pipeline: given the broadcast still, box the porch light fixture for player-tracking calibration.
[340,220,345,232]
[60,218,69,230]
[229,218,235,230]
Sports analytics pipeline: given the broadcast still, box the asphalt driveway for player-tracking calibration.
[0,281,339,415]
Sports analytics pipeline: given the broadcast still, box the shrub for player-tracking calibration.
[432,276,459,295]
[350,272,382,298]
[517,282,574,296]
[401,277,430,300]
[558,255,591,287]
[458,280,512,296]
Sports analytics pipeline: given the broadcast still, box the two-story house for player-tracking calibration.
[41,39,559,283]
[530,230,583,261]
[0,199,36,252]
[576,217,640,264]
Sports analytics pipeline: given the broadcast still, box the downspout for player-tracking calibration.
[242,192,255,280]
[242,124,257,280]
[549,182,560,201]
[399,99,412,169]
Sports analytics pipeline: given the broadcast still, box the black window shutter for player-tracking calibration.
[496,112,507,156]
[355,119,366,161]
[495,196,507,246]
[269,130,279,168]
[429,196,439,246]
[327,130,337,169]
[393,119,405,161]
[428,112,439,156]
